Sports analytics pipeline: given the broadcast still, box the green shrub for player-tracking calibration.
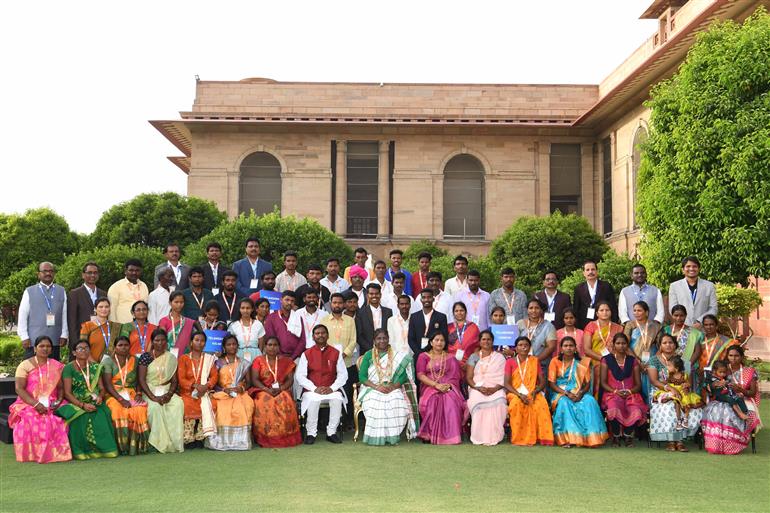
[55,245,166,292]
[402,240,448,261]
[184,212,354,273]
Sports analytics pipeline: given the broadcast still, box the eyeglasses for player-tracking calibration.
[75,347,89,351]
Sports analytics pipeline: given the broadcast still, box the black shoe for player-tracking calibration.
[326,434,342,444]
[304,435,316,445]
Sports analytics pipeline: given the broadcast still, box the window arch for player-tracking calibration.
[443,154,485,239]
[239,151,282,215]
[631,126,648,228]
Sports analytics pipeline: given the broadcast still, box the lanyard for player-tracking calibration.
[330,316,344,342]
[454,322,467,345]
[38,284,55,312]
[418,272,426,291]
[397,315,408,341]
[266,355,280,383]
[636,321,649,349]
[466,291,481,316]
[134,321,148,352]
[97,321,111,348]
[191,290,205,310]
[169,315,185,348]
[240,320,253,343]
[36,358,50,392]
[526,320,541,340]
[544,291,557,313]
[596,321,611,349]
[76,361,94,394]
[114,355,129,389]
[690,287,697,303]
[127,281,142,300]
[222,294,236,318]
[302,310,319,336]
[704,336,720,366]
[516,355,529,384]
[561,358,575,383]
[190,355,203,385]
[210,263,218,282]
[587,282,598,306]
[502,290,516,314]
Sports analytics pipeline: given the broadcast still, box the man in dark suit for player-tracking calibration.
[67,262,106,358]
[231,237,272,296]
[355,283,393,354]
[532,270,572,329]
[153,243,190,291]
[202,242,230,296]
[408,288,449,355]
[572,260,617,329]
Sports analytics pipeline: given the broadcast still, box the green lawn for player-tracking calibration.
[1,405,769,513]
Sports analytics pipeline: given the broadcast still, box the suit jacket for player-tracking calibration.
[153,262,190,290]
[532,290,572,330]
[232,258,273,296]
[407,310,449,355]
[202,262,231,292]
[66,285,106,350]
[668,278,718,325]
[572,280,617,329]
[355,304,393,354]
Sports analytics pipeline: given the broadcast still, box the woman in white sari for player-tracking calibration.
[356,329,419,445]
[466,329,507,446]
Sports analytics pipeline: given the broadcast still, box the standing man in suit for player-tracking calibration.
[67,261,105,358]
[408,288,449,355]
[355,283,393,355]
[232,237,272,296]
[668,256,718,328]
[202,242,229,296]
[153,243,190,291]
[533,270,572,330]
[572,260,617,329]
[18,262,68,360]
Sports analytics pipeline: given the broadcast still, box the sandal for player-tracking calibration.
[624,436,635,448]
[665,442,677,452]
[676,442,689,452]
[611,436,621,447]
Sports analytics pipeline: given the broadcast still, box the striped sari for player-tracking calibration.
[206,358,254,451]
[357,348,418,445]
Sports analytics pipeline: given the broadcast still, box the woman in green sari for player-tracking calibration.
[56,341,119,460]
[138,328,184,453]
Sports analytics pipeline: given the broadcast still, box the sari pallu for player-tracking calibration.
[177,353,217,443]
[447,321,480,371]
[103,355,149,455]
[8,359,72,463]
[158,315,196,355]
[648,355,702,442]
[357,349,419,445]
[600,355,648,428]
[702,366,762,455]
[251,355,302,448]
[143,351,184,453]
[624,321,662,404]
[55,362,118,460]
[206,358,254,451]
[547,358,608,447]
[466,352,507,446]
[416,352,469,445]
[506,356,553,446]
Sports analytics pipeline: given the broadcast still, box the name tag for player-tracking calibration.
[641,351,651,362]
[119,390,131,402]
[601,348,610,357]
[586,308,596,320]
[170,347,179,358]
[46,313,56,327]
[249,278,259,289]
[544,312,556,322]
[506,315,516,325]
[455,349,464,361]
[420,337,429,349]
[704,366,712,372]
[471,315,480,324]
[272,382,280,389]
[154,387,166,397]
[169,285,176,293]
[244,351,253,362]
[475,379,485,387]
[38,395,50,408]
[212,287,220,296]
[516,384,529,395]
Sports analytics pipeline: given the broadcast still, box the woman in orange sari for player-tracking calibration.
[119,300,156,357]
[250,336,302,448]
[582,301,624,397]
[102,335,149,455]
[505,336,553,446]
[206,334,255,451]
[79,297,121,362]
[177,331,218,448]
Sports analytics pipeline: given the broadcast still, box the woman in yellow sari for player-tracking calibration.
[102,336,149,455]
[137,328,184,453]
[504,336,553,446]
[206,334,255,451]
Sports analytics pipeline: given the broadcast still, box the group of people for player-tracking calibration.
[10,243,762,463]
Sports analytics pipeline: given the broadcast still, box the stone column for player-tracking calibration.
[580,142,595,228]
[335,141,347,235]
[377,140,390,238]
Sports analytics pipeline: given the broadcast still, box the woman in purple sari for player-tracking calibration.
[415,332,469,444]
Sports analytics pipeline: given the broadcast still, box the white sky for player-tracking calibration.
[1,0,657,233]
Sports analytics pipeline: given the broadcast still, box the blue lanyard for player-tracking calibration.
[98,322,111,347]
[635,284,648,302]
[690,288,697,303]
[454,322,467,343]
[38,284,55,312]
[134,321,148,351]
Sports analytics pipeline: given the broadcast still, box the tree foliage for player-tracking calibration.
[489,212,608,293]
[87,192,226,250]
[402,240,449,262]
[637,9,770,286]
[0,208,80,282]
[184,212,354,273]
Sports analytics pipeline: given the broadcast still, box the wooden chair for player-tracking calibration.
[352,355,365,442]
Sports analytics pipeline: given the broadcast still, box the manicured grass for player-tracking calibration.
[1,404,769,513]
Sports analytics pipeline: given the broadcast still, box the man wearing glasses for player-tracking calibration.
[66,262,106,360]
[18,262,68,360]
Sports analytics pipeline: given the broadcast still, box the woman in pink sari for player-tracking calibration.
[158,291,201,355]
[8,336,72,463]
[465,329,507,445]
[416,333,469,444]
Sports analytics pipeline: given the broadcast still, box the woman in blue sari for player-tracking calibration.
[547,337,608,448]
[622,301,661,403]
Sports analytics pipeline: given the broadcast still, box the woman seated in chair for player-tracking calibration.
[466,329,507,446]
[505,336,553,447]
[357,329,419,445]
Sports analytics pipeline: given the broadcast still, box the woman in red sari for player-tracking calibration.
[158,292,202,355]
[447,301,480,373]
[250,336,302,448]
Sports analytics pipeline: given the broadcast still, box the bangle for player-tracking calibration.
[33,401,41,407]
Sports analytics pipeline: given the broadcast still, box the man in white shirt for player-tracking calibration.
[275,250,308,292]
[428,272,452,317]
[444,255,469,297]
[18,262,68,360]
[296,324,347,444]
[364,260,394,297]
[451,270,491,331]
[619,264,665,324]
[148,268,174,324]
[296,289,329,348]
[381,272,416,313]
[387,295,412,354]
[202,242,229,296]
[153,243,190,291]
[320,257,350,295]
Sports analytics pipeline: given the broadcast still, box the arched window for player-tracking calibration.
[443,154,484,239]
[631,126,648,228]
[239,151,282,215]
